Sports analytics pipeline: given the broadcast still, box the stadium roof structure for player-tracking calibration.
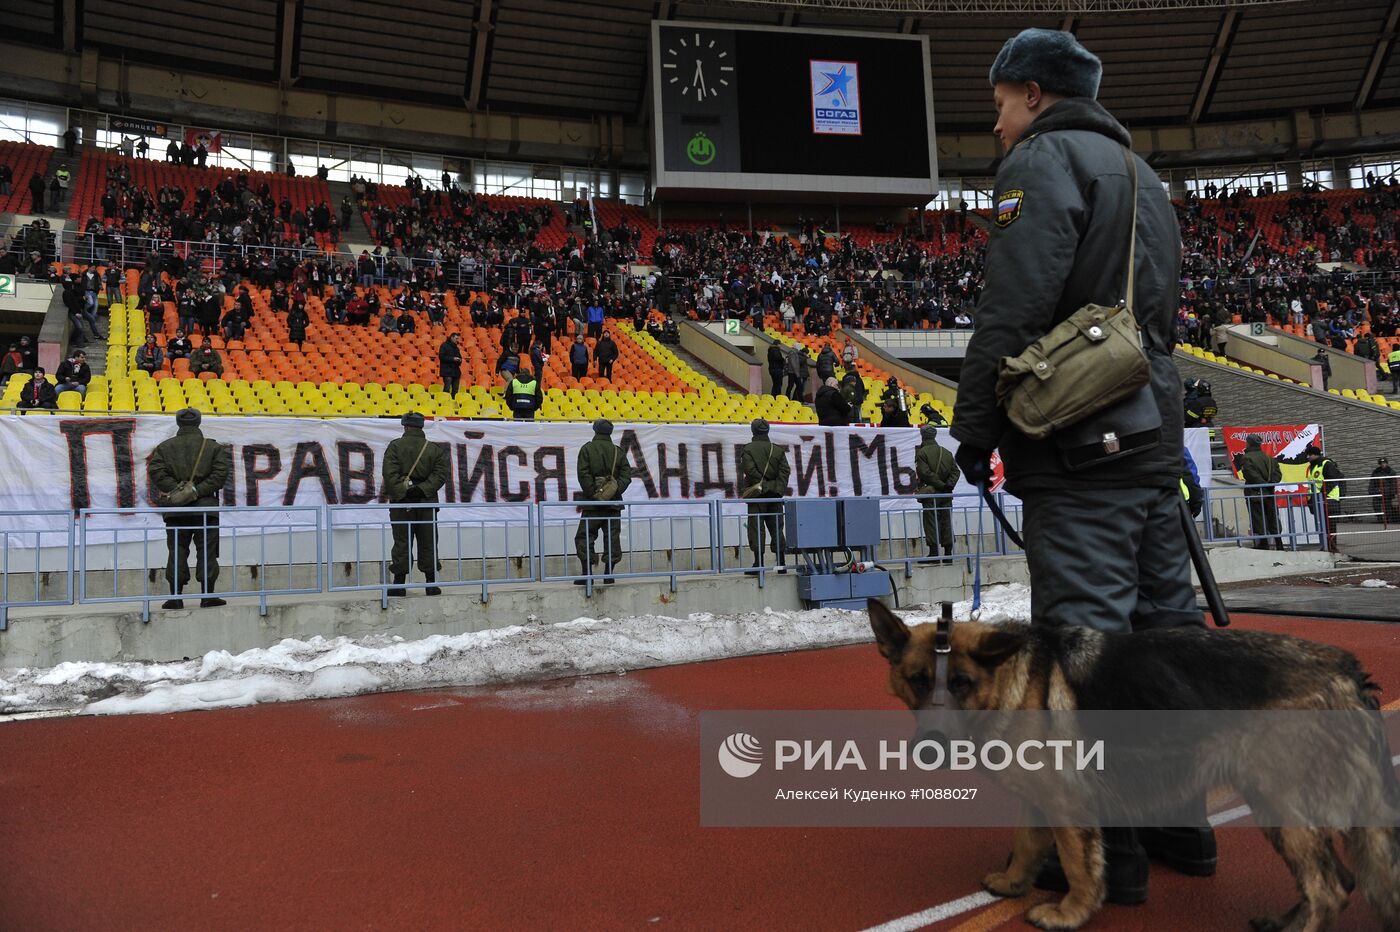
[8,0,1398,131]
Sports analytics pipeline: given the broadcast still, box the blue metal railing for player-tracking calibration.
[0,511,74,631]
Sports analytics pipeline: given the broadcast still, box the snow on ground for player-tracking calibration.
[0,585,1033,718]
[1360,578,1396,589]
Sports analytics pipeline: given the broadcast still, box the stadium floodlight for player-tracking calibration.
[713,0,1304,13]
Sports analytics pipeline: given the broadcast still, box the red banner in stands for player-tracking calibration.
[184,128,222,153]
[1221,423,1322,506]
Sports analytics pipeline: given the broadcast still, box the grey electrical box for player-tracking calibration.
[798,573,851,602]
[784,499,840,551]
[839,498,881,550]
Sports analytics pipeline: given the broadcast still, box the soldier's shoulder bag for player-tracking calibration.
[595,446,622,502]
[160,439,207,506]
[995,147,1158,470]
[742,445,779,499]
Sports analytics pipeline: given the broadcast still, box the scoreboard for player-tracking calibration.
[650,21,937,202]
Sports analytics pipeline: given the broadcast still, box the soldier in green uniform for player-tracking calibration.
[149,408,232,609]
[915,425,961,560]
[739,418,791,572]
[382,411,449,596]
[1238,433,1283,550]
[575,419,631,584]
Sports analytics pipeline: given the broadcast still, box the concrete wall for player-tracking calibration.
[680,322,762,395]
[1173,351,1399,471]
[1222,325,1377,393]
[0,545,1342,669]
[844,330,959,408]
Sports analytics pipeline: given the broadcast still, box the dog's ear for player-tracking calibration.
[867,598,910,663]
[968,627,1027,669]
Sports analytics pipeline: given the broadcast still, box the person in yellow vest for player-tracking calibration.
[506,368,543,419]
[1388,345,1400,394]
[1305,445,1342,552]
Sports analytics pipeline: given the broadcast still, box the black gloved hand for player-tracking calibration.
[954,444,994,487]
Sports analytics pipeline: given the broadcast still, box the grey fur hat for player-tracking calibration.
[751,418,770,436]
[593,418,613,436]
[989,28,1102,100]
[176,408,202,427]
[401,411,425,429]
[1245,433,1264,448]
[920,424,939,442]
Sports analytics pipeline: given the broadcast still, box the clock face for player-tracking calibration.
[661,28,736,104]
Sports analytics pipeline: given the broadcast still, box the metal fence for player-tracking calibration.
[0,486,1374,626]
[77,505,323,621]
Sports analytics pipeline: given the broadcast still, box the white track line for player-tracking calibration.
[860,891,999,932]
[862,753,1400,932]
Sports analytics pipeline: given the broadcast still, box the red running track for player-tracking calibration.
[1,613,1398,931]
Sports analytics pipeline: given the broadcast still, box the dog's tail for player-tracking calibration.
[1346,826,1400,931]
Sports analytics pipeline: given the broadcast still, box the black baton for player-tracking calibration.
[1180,496,1230,627]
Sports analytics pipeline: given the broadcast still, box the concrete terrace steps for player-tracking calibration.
[327,180,375,245]
[1172,349,1399,474]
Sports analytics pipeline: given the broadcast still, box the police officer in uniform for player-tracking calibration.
[915,425,961,560]
[1388,344,1400,393]
[738,419,790,572]
[949,28,1209,903]
[1305,445,1343,552]
[150,408,232,609]
[1182,378,1216,427]
[382,411,449,596]
[575,419,631,584]
[506,368,543,419]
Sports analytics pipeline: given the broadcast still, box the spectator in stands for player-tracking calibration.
[27,171,46,214]
[221,300,247,342]
[18,336,37,371]
[816,344,838,383]
[55,350,90,399]
[151,409,232,609]
[586,300,605,339]
[167,329,193,362]
[569,334,590,378]
[287,301,310,350]
[595,331,618,381]
[767,341,786,396]
[165,140,180,162]
[439,333,463,396]
[16,368,57,411]
[136,137,148,159]
[0,343,24,388]
[177,287,199,335]
[396,310,416,335]
[784,345,810,402]
[380,308,397,334]
[0,162,12,195]
[189,338,224,377]
[815,376,851,426]
[62,279,90,347]
[135,334,164,374]
[574,418,631,584]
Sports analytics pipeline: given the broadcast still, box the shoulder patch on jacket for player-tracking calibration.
[995,189,1024,228]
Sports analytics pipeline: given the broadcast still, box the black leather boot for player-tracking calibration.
[162,583,184,611]
[1034,827,1148,905]
[1138,826,1217,876]
[573,558,589,585]
[387,574,406,597]
[424,571,441,597]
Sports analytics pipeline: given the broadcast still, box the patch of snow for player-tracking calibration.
[0,585,1034,718]
[1360,579,1396,589]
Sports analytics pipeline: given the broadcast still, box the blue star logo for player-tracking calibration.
[817,66,853,107]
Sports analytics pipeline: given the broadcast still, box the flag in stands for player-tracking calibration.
[184,128,222,153]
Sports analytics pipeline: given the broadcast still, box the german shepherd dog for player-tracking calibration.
[867,600,1400,932]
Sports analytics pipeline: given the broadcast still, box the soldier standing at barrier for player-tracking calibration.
[150,408,232,610]
[383,412,448,597]
[915,425,961,560]
[739,418,790,573]
[1239,434,1284,550]
[575,419,631,585]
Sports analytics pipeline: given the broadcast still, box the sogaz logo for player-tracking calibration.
[686,132,716,166]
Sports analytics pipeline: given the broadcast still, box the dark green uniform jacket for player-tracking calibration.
[915,442,960,494]
[383,428,449,504]
[951,98,1183,494]
[577,436,632,511]
[739,439,791,498]
[149,426,233,507]
[1240,448,1282,486]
